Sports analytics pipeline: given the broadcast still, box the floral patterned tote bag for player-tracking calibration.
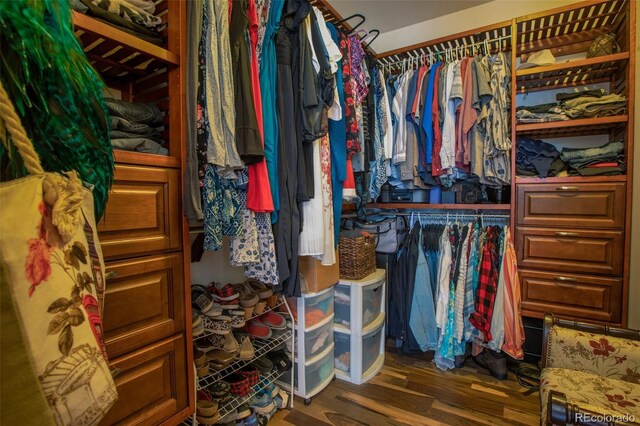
[0,83,117,425]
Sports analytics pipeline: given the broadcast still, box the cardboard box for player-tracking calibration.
[298,251,339,294]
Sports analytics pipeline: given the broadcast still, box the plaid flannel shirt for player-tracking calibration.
[469,227,499,342]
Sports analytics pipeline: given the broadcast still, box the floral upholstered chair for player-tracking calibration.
[540,314,640,425]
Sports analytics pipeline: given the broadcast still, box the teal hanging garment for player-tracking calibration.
[0,0,113,220]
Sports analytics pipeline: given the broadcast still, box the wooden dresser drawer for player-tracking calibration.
[520,269,622,323]
[516,183,625,229]
[515,227,623,276]
[103,253,185,358]
[98,164,181,259]
[100,334,187,426]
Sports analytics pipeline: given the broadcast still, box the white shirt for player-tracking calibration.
[435,226,452,331]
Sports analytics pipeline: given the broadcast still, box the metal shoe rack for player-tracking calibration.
[184,295,295,425]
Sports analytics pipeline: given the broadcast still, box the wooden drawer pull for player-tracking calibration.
[555,186,579,191]
[556,231,579,237]
[554,276,577,282]
[105,270,118,280]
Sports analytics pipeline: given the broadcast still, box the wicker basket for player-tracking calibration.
[338,231,376,280]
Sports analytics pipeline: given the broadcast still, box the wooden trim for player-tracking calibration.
[515,0,614,24]
[515,175,627,184]
[510,18,518,235]
[375,20,512,59]
[72,11,179,65]
[620,0,635,329]
[515,115,628,132]
[112,150,180,168]
[515,52,629,77]
[367,203,511,210]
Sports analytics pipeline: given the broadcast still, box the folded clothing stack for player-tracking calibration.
[71,0,163,46]
[516,89,627,123]
[107,98,168,155]
[560,140,625,176]
[516,137,566,178]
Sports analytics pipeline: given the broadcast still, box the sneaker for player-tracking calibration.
[195,334,226,352]
[472,348,508,380]
[243,413,258,426]
[277,389,289,408]
[267,350,292,373]
[235,404,251,420]
[258,311,286,329]
[227,373,252,397]
[246,319,272,340]
[210,282,240,301]
[239,336,255,360]
[203,316,232,335]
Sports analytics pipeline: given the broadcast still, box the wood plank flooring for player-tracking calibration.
[271,351,540,426]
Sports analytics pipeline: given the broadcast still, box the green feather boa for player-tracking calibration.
[1,0,114,220]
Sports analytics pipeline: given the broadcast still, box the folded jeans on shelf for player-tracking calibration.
[515,109,569,123]
[111,138,168,155]
[560,141,624,163]
[556,88,606,103]
[106,98,164,125]
[515,102,559,114]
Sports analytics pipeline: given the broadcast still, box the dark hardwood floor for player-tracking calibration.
[272,351,540,426]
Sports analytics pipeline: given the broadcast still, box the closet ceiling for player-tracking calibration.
[327,0,490,33]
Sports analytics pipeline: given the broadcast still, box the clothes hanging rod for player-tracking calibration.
[376,212,511,219]
[378,34,512,69]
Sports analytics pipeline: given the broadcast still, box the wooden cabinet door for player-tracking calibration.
[515,227,623,276]
[520,269,622,323]
[103,253,185,358]
[98,165,181,259]
[516,183,625,229]
[100,334,187,426]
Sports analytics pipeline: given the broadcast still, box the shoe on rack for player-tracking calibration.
[207,380,231,401]
[254,300,267,316]
[227,373,252,397]
[472,348,508,380]
[246,319,273,340]
[236,283,260,308]
[192,286,222,317]
[239,367,260,387]
[192,312,205,337]
[267,350,292,373]
[229,310,247,328]
[202,316,232,335]
[194,349,208,368]
[247,280,274,300]
[210,282,240,301]
[258,311,286,329]
[222,332,239,353]
[235,404,251,420]
[251,356,273,374]
[265,294,278,309]
[196,389,220,425]
[197,363,210,378]
[238,336,255,360]
[243,305,256,320]
[277,389,289,409]
[208,349,236,367]
[242,412,258,426]
[195,334,226,352]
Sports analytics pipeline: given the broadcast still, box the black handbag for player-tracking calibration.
[342,210,407,253]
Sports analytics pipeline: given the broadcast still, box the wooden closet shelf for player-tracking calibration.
[113,150,180,168]
[515,115,628,138]
[368,203,511,211]
[73,12,178,80]
[515,175,627,184]
[516,52,629,92]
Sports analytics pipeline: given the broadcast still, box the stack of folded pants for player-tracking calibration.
[559,91,627,118]
[107,98,168,155]
[560,140,625,176]
[515,103,568,123]
[516,137,566,177]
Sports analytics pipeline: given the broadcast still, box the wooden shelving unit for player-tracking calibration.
[74,2,193,425]
[516,52,630,92]
[515,115,628,137]
[515,175,627,184]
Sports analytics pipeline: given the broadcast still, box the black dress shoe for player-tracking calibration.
[472,349,508,380]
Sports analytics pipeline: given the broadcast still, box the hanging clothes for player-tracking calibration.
[259,0,285,222]
[247,0,275,213]
[230,0,263,164]
[501,227,524,359]
[409,226,438,351]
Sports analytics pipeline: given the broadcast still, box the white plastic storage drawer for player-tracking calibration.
[303,344,335,395]
[295,314,334,360]
[335,269,385,334]
[334,331,350,372]
[362,324,384,375]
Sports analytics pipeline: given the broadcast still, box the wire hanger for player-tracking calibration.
[336,14,366,34]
